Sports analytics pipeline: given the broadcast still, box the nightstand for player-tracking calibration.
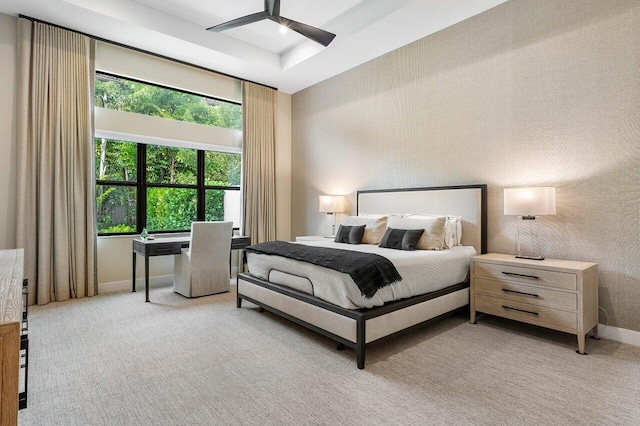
[295,236,332,242]
[470,253,598,354]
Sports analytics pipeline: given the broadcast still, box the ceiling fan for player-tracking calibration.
[206,0,337,47]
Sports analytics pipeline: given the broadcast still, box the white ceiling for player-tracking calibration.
[0,0,508,94]
[132,0,366,54]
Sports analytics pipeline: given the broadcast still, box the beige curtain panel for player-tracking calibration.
[242,82,277,244]
[16,18,98,305]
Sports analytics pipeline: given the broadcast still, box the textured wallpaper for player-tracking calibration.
[291,0,640,331]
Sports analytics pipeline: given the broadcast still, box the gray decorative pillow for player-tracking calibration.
[340,215,388,244]
[334,225,366,244]
[379,228,424,251]
[386,215,447,250]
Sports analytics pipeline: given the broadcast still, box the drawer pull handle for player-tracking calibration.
[502,272,539,280]
[502,305,539,316]
[501,288,539,298]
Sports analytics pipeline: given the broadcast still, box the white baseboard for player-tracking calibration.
[100,267,239,293]
[598,323,640,347]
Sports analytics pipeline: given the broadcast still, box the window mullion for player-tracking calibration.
[138,143,147,233]
[197,150,205,221]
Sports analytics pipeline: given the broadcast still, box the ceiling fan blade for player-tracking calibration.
[265,0,280,17]
[275,16,336,47]
[206,11,269,32]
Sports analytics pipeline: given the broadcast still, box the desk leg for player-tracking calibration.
[132,252,137,292]
[145,255,150,303]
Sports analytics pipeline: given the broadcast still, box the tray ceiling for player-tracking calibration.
[0,0,508,93]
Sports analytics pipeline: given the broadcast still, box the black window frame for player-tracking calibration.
[96,143,241,236]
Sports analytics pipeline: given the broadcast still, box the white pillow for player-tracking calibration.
[403,214,462,248]
[341,215,388,245]
[386,216,447,250]
[453,217,462,246]
[357,214,387,218]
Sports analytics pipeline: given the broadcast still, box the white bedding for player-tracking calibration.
[246,240,476,309]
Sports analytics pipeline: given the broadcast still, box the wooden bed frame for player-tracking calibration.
[237,184,487,369]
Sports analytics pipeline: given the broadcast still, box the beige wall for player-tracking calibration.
[292,0,640,331]
[97,235,182,289]
[0,14,17,250]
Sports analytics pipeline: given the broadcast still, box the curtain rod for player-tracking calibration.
[18,14,278,92]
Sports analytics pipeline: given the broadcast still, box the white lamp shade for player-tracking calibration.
[319,195,344,213]
[504,187,556,216]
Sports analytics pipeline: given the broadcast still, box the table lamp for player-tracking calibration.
[319,195,345,238]
[504,187,556,260]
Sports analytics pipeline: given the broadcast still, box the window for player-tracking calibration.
[95,73,242,130]
[94,73,242,236]
[95,140,241,235]
[95,139,137,233]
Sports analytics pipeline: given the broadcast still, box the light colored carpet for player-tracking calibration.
[19,282,640,425]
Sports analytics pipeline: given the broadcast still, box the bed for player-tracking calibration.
[237,185,487,369]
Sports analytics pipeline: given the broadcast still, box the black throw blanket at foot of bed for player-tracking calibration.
[244,241,402,299]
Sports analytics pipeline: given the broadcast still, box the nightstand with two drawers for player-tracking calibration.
[470,253,598,354]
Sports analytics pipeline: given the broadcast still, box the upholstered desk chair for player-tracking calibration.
[173,221,233,298]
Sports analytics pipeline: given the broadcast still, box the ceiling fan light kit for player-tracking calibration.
[206,0,336,47]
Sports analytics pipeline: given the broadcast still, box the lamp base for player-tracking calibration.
[515,255,545,261]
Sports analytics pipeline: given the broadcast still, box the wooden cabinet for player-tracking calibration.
[0,322,19,425]
[1,249,27,425]
[470,253,598,354]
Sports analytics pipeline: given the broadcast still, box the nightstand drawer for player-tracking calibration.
[474,278,577,311]
[475,294,577,330]
[475,262,576,291]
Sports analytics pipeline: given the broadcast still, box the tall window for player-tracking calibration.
[94,73,242,235]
